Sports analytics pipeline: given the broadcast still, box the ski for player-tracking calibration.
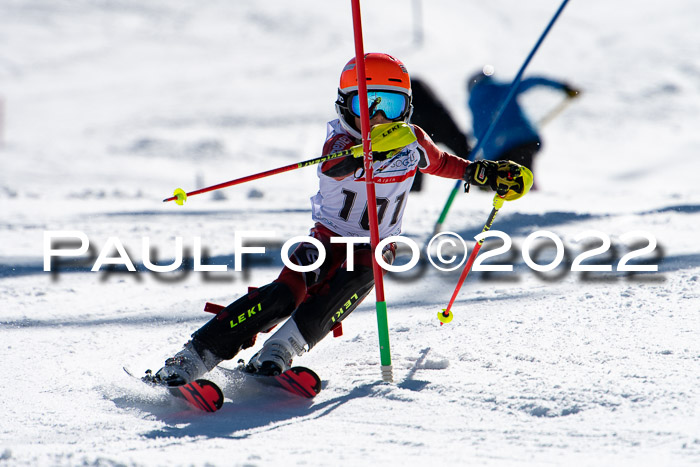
[229,365,322,399]
[168,379,224,412]
[268,366,322,398]
[124,367,224,412]
[124,363,320,414]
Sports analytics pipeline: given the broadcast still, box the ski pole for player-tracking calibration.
[438,194,504,325]
[537,96,573,128]
[429,0,570,236]
[438,166,533,324]
[163,121,416,205]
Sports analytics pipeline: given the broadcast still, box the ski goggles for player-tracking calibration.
[349,91,409,120]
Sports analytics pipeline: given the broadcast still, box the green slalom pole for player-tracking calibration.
[376,301,391,379]
[431,185,460,238]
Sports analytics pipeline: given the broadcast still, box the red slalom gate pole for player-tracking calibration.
[350,0,393,383]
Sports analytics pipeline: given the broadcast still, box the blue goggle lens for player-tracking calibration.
[350,91,407,120]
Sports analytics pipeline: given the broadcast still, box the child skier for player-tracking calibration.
[146,53,527,386]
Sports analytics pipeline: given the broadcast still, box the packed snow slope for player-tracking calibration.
[1,1,699,466]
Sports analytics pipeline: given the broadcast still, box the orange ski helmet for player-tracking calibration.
[335,53,413,139]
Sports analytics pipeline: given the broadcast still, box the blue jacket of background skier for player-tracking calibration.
[468,76,567,161]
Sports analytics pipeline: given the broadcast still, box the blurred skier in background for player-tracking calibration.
[468,66,581,176]
[408,69,579,191]
[145,53,530,387]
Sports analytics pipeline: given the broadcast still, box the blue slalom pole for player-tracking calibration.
[430,0,570,236]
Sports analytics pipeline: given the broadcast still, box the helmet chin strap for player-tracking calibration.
[335,102,363,140]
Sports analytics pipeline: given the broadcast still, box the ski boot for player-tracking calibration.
[246,318,308,376]
[143,341,220,387]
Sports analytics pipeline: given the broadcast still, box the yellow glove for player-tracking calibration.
[465,160,533,200]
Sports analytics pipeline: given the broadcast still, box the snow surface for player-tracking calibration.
[1,0,699,465]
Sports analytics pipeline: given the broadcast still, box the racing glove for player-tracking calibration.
[464,159,530,198]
